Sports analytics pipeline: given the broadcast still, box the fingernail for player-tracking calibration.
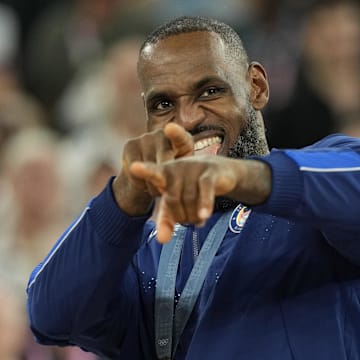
[198,207,210,220]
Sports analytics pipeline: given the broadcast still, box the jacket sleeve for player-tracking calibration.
[254,134,360,263]
[26,179,151,357]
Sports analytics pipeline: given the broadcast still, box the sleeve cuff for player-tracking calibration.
[253,150,304,215]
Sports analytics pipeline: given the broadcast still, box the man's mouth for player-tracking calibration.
[194,136,222,155]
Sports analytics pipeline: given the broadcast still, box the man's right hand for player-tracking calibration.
[112,123,194,216]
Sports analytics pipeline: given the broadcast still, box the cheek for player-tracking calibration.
[222,106,246,138]
[146,111,169,131]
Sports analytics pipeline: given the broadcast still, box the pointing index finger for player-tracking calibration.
[164,123,194,158]
[129,161,167,193]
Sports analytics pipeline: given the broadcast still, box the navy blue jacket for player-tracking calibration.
[27,134,360,359]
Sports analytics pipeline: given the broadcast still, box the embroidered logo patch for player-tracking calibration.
[229,204,251,233]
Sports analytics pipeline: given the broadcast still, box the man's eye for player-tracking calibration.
[200,87,223,98]
[155,100,173,110]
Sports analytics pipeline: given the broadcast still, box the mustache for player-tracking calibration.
[189,124,225,136]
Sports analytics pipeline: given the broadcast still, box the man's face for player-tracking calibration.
[138,31,261,158]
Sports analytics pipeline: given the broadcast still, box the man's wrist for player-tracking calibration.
[112,175,154,216]
[229,159,272,206]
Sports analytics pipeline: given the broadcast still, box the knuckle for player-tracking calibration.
[123,139,137,155]
[165,195,180,208]
[183,187,197,203]
[199,172,214,186]
[147,184,161,197]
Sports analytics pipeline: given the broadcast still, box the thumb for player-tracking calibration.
[164,123,194,158]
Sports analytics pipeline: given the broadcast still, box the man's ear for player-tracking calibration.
[247,61,269,110]
[141,92,146,108]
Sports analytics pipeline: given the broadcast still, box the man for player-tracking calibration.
[27,16,360,360]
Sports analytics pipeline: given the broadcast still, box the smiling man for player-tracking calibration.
[27,16,360,360]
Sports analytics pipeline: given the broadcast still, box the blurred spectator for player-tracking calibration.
[0,127,66,294]
[58,136,119,217]
[0,90,46,154]
[57,35,146,137]
[55,36,146,216]
[0,127,97,358]
[101,36,147,139]
[267,0,360,148]
[0,2,48,156]
[24,0,151,130]
[86,156,117,198]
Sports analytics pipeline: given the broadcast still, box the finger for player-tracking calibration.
[198,173,216,222]
[120,158,148,193]
[121,159,131,178]
[214,173,237,196]
[181,176,201,224]
[197,171,235,220]
[156,195,177,244]
[164,123,194,158]
[129,162,166,193]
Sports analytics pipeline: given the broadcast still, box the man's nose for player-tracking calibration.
[176,101,206,131]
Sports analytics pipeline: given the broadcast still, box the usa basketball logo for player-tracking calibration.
[229,204,251,233]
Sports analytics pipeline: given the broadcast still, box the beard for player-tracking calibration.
[214,106,269,212]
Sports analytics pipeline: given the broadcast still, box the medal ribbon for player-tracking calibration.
[155,211,231,359]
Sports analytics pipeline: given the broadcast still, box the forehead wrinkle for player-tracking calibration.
[140,54,231,94]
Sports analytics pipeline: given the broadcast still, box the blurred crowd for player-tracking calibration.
[0,0,359,358]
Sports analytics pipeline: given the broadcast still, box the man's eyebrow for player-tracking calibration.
[145,91,169,104]
[145,76,225,103]
[192,76,224,91]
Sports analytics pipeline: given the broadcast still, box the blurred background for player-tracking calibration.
[0,0,359,358]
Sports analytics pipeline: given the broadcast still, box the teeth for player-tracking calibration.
[194,136,222,151]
